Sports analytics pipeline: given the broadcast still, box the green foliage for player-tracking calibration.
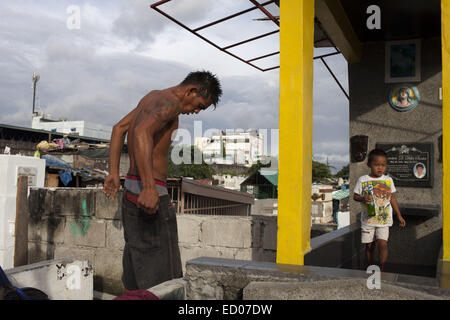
[245,160,271,177]
[312,160,332,182]
[335,164,349,178]
[168,145,214,180]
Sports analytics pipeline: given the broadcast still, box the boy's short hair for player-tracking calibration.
[416,163,424,169]
[367,148,387,164]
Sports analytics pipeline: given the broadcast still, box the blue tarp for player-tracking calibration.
[42,154,71,169]
[58,169,72,186]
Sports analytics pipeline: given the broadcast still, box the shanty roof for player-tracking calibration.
[241,169,278,186]
[0,123,110,144]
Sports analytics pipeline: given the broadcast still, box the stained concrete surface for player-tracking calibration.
[243,279,447,300]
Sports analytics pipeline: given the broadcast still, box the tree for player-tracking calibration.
[168,145,215,179]
[335,164,349,178]
[245,160,272,177]
[312,160,332,182]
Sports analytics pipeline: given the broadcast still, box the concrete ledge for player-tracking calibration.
[185,257,450,300]
[243,279,446,300]
[305,223,364,270]
[93,290,117,300]
[148,278,187,300]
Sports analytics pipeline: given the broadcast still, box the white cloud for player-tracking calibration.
[0,0,349,171]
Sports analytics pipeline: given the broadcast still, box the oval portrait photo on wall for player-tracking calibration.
[389,84,420,112]
[413,162,426,179]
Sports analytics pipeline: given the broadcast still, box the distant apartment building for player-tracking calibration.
[31,112,112,140]
[195,130,264,167]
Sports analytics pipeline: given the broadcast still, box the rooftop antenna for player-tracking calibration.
[32,72,40,116]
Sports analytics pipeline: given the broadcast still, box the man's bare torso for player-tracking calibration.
[127,90,179,182]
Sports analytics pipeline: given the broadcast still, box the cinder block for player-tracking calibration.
[234,248,253,261]
[94,248,123,281]
[106,221,125,249]
[262,220,277,251]
[28,188,50,219]
[250,218,263,249]
[52,188,95,216]
[54,246,95,266]
[64,218,106,248]
[28,241,55,264]
[177,215,201,244]
[179,245,226,272]
[201,217,252,248]
[95,190,122,220]
[28,217,65,245]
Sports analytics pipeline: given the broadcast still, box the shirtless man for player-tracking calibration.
[102,71,222,290]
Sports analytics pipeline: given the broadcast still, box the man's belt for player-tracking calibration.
[125,175,167,187]
[125,190,139,206]
[124,190,167,207]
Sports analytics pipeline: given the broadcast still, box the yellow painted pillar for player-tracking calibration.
[277,0,315,265]
[441,0,450,287]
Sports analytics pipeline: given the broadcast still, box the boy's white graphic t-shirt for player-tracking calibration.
[353,174,396,228]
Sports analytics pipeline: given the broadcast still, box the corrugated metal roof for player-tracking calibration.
[0,123,110,143]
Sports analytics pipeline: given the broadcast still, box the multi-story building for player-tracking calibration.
[31,112,112,140]
[195,130,264,167]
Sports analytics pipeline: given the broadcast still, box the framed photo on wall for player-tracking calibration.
[385,39,421,83]
[388,84,420,112]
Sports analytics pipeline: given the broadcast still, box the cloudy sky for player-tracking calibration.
[0,0,349,171]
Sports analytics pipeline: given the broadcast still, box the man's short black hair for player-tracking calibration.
[416,163,424,169]
[180,71,222,108]
[367,148,387,164]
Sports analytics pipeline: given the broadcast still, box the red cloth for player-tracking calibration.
[113,290,159,300]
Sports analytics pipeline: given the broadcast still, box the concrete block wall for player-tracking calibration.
[27,188,277,295]
[28,187,124,296]
[177,214,277,274]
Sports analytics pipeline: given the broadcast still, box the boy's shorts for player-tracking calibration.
[361,225,389,243]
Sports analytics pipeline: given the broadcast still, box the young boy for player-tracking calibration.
[353,149,406,272]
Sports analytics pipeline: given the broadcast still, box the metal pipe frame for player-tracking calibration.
[150,0,348,93]
[151,0,280,71]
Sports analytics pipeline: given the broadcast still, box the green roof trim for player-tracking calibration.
[260,170,278,186]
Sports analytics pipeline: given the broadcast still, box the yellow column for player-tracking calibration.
[277,0,315,265]
[441,0,450,286]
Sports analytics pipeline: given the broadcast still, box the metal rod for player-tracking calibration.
[246,51,279,62]
[263,65,280,71]
[193,0,275,32]
[249,0,279,27]
[151,4,264,71]
[320,57,349,100]
[222,30,279,50]
[32,82,37,115]
[150,0,171,8]
[313,51,341,60]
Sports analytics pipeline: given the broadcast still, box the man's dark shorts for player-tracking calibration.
[121,193,182,290]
